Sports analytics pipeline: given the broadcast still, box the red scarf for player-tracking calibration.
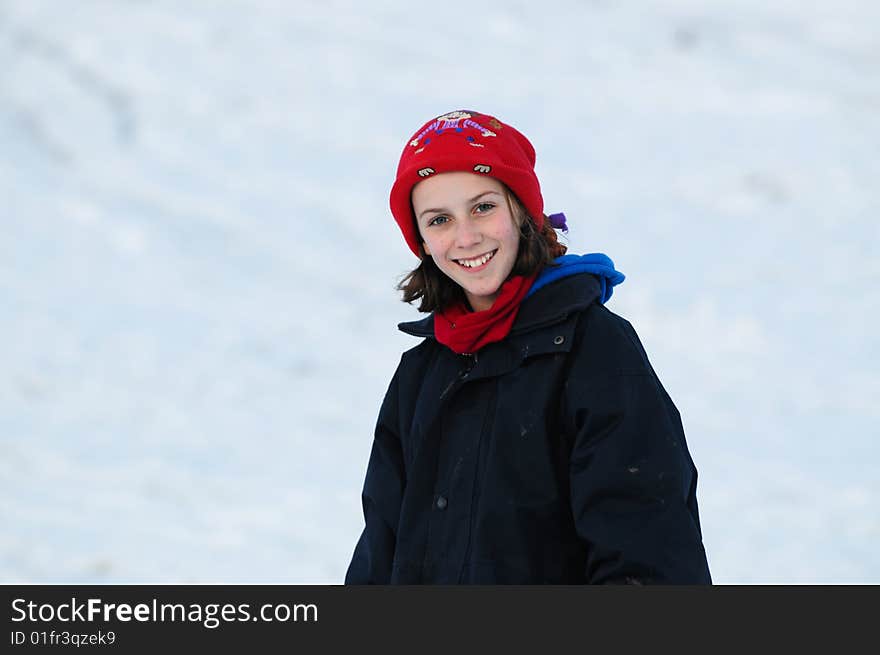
[434,274,536,354]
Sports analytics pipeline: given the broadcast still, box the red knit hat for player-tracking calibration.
[389,110,545,256]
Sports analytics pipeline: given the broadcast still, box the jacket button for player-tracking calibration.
[436,495,448,510]
[554,335,565,345]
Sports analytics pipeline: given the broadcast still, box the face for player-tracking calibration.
[412,172,521,312]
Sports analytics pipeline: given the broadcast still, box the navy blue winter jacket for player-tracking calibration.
[345,272,711,584]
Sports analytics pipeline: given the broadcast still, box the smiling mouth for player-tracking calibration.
[453,249,498,269]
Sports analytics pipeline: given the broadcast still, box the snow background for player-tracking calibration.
[2,0,877,584]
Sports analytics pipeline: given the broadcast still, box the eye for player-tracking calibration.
[428,214,449,227]
[474,202,495,214]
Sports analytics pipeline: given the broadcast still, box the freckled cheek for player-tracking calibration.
[425,236,452,262]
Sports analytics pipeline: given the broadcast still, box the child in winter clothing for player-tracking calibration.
[345,110,711,584]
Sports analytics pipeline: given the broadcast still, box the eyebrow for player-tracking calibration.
[418,191,502,220]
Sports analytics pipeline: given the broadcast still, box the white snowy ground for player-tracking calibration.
[1,0,877,584]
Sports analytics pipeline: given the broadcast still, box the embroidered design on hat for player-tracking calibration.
[474,164,491,173]
[409,111,497,147]
[417,167,436,177]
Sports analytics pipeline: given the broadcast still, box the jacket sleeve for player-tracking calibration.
[344,364,406,584]
[563,315,712,584]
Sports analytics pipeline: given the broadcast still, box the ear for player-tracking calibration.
[422,241,432,256]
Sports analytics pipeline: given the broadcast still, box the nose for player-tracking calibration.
[454,216,481,249]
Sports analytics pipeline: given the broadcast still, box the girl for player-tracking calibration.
[345,110,711,584]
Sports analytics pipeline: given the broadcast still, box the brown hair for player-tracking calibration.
[397,187,567,313]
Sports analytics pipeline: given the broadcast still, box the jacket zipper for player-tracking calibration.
[421,350,479,581]
[460,352,478,377]
[439,352,478,400]
[457,375,498,582]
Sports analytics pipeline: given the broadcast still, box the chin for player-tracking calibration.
[462,281,503,303]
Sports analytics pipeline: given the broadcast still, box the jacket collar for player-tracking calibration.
[398,273,602,339]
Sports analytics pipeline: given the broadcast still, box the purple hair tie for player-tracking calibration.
[548,212,568,232]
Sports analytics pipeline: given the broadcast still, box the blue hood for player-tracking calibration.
[527,253,625,304]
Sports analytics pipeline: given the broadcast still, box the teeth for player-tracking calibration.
[457,250,496,268]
